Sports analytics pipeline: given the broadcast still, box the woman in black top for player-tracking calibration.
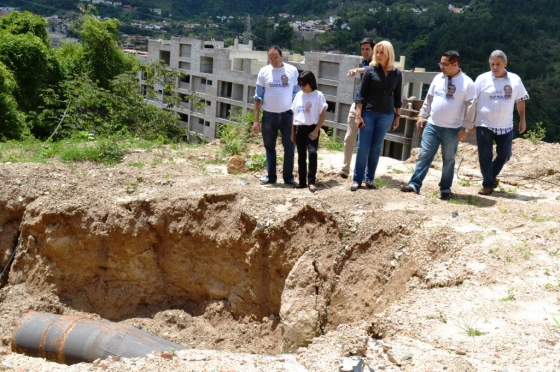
[351,40,402,191]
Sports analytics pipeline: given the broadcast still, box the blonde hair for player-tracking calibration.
[370,40,396,71]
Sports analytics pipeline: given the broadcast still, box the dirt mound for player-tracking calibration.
[1,138,560,371]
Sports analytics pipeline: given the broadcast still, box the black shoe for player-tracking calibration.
[260,176,277,185]
[285,180,298,188]
[401,184,418,194]
[440,192,451,201]
[338,171,349,179]
[350,183,360,192]
[295,184,307,189]
[309,184,317,193]
[365,181,377,190]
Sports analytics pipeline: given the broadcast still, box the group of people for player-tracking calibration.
[399,49,528,199]
[253,45,327,193]
[253,41,528,199]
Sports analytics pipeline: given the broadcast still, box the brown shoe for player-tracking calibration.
[337,171,349,179]
[478,187,494,195]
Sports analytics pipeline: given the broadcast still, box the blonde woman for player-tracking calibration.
[351,40,402,191]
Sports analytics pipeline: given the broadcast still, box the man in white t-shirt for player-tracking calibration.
[253,45,300,186]
[401,50,476,200]
[474,50,529,195]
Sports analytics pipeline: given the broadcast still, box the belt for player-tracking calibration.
[264,110,292,115]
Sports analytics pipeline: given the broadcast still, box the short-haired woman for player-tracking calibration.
[290,71,328,193]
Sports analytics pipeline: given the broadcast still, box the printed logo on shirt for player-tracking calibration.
[446,84,456,100]
[295,104,308,114]
[269,75,290,88]
[490,85,513,100]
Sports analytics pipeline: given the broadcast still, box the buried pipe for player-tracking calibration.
[11,311,186,365]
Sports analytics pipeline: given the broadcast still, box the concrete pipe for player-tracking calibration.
[11,311,186,365]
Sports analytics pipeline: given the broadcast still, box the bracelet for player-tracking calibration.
[395,113,400,117]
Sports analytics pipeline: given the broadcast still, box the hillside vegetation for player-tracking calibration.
[1,0,560,142]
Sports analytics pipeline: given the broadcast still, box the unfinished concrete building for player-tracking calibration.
[141,37,438,160]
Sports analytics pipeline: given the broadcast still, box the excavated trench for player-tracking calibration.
[0,188,459,353]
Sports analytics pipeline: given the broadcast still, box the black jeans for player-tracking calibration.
[476,126,513,188]
[295,124,319,186]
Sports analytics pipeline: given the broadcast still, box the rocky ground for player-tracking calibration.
[1,137,560,371]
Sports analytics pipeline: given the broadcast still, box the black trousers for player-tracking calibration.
[295,124,319,186]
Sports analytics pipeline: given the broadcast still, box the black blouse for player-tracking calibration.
[355,65,402,113]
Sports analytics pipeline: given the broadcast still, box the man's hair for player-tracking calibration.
[371,40,397,71]
[268,45,283,56]
[489,50,507,63]
[360,37,375,49]
[443,50,461,64]
[298,71,318,91]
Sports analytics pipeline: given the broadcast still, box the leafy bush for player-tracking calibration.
[218,111,254,157]
[218,123,248,156]
[59,136,126,164]
[246,153,267,171]
[523,121,546,144]
[319,127,344,151]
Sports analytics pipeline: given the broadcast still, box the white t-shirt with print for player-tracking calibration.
[475,71,529,129]
[291,90,328,126]
[426,72,476,129]
[255,63,299,113]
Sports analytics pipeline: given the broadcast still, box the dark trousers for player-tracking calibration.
[476,126,513,188]
[262,110,295,183]
[295,124,319,186]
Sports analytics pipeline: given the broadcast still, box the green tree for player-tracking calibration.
[0,10,49,45]
[0,32,49,113]
[0,62,26,140]
[0,11,55,115]
[54,41,85,78]
[39,60,196,141]
[272,20,293,48]
[80,15,135,89]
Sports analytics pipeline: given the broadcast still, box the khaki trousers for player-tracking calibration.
[341,102,358,175]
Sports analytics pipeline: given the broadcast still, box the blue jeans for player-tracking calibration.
[352,111,393,185]
[409,123,460,193]
[261,110,295,183]
[476,126,513,188]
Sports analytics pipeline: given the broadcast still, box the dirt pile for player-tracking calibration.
[1,138,560,371]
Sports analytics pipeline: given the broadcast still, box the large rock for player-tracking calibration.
[227,155,246,174]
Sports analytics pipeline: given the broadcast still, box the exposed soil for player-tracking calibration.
[1,137,560,371]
